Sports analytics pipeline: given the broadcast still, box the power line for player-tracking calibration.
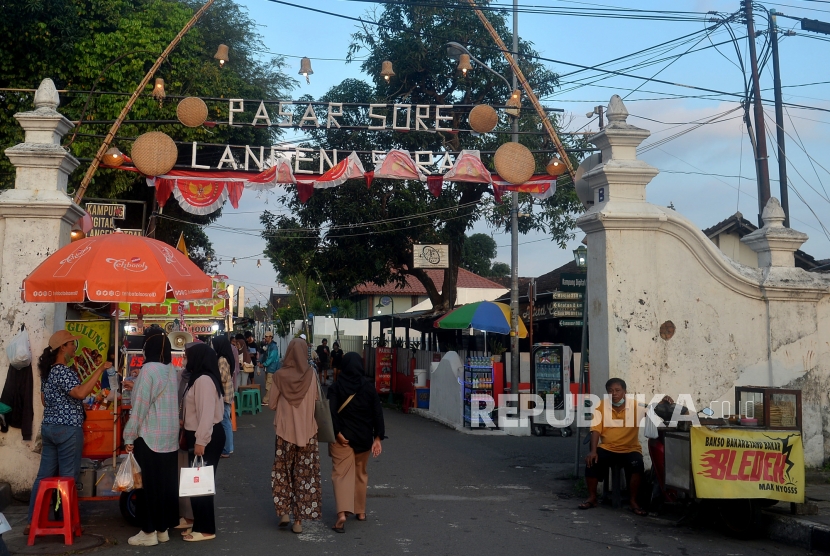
[263,0,830,115]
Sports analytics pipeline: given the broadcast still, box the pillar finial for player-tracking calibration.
[33,78,60,110]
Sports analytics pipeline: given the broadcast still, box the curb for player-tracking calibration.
[766,510,830,551]
[408,408,507,435]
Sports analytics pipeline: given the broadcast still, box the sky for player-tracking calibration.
[208,0,830,307]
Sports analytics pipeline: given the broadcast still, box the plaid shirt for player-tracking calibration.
[219,356,233,404]
[123,362,179,453]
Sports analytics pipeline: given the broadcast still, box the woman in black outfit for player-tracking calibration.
[326,353,385,533]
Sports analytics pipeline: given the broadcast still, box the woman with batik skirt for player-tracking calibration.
[268,338,322,534]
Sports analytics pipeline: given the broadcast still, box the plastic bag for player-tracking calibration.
[114,453,142,492]
[6,329,31,370]
[644,405,660,439]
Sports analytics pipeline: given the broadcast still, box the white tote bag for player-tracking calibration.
[179,456,215,497]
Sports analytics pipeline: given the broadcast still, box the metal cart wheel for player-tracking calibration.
[532,424,547,436]
[560,427,572,437]
[119,490,141,527]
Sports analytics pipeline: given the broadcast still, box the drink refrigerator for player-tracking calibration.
[530,343,572,437]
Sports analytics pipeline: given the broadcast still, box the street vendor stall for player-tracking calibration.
[659,386,804,536]
[22,230,213,522]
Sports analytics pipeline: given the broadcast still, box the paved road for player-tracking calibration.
[3,381,809,555]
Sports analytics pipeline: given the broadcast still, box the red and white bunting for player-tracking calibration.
[313,152,365,189]
[372,149,426,182]
[443,150,492,184]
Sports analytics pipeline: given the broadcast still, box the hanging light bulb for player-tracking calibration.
[70,230,86,242]
[257,259,261,268]
[457,54,473,76]
[381,60,395,81]
[105,147,125,167]
[298,57,313,84]
[214,44,229,67]
[505,89,521,117]
[546,156,567,177]
[152,78,166,107]
[231,257,237,266]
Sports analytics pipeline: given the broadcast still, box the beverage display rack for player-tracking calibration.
[463,356,495,428]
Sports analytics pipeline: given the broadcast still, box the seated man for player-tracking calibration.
[578,378,672,515]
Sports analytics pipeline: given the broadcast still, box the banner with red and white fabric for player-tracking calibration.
[171,180,231,215]
[492,174,557,200]
[313,152,365,189]
[372,149,426,182]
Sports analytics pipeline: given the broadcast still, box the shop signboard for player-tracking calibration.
[375,347,394,393]
[691,427,804,503]
[119,278,227,327]
[126,321,219,335]
[559,320,583,327]
[560,272,587,293]
[127,351,185,377]
[521,301,584,322]
[550,291,583,300]
[65,320,111,389]
[413,244,449,269]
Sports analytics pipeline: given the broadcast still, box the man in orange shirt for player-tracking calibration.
[578,378,672,515]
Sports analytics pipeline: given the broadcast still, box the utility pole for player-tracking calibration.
[743,0,772,226]
[510,0,520,399]
[770,9,791,227]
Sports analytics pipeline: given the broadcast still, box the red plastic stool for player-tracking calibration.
[28,477,81,546]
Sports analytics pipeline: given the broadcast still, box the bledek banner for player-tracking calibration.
[691,427,804,503]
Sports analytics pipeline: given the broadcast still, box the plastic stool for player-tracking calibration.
[240,390,261,415]
[28,477,81,546]
[234,392,240,416]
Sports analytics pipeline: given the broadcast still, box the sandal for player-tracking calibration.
[183,532,215,542]
[181,528,192,536]
[175,518,194,529]
[630,507,648,517]
[332,525,345,534]
[356,514,367,522]
[578,501,598,510]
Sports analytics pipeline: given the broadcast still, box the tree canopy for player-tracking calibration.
[259,2,584,311]
[461,233,509,277]
[2,0,294,269]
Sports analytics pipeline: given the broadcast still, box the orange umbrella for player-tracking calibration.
[22,231,213,303]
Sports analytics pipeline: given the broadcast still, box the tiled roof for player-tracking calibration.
[702,212,819,269]
[493,260,583,303]
[488,276,533,290]
[351,268,505,295]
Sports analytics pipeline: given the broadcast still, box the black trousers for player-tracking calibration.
[185,423,225,535]
[133,438,179,534]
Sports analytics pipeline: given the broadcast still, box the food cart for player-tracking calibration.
[660,386,804,536]
[22,231,215,525]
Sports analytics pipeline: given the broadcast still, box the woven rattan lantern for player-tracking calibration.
[468,105,498,134]
[494,142,535,185]
[299,57,313,84]
[104,147,125,167]
[152,78,166,106]
[381,60,395,81]
[505,89,521,117]
[458,54,473,76]
[546,156,567,177]
[214,44,229,67]
[131,132,178,176]
[177,97,209,127]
